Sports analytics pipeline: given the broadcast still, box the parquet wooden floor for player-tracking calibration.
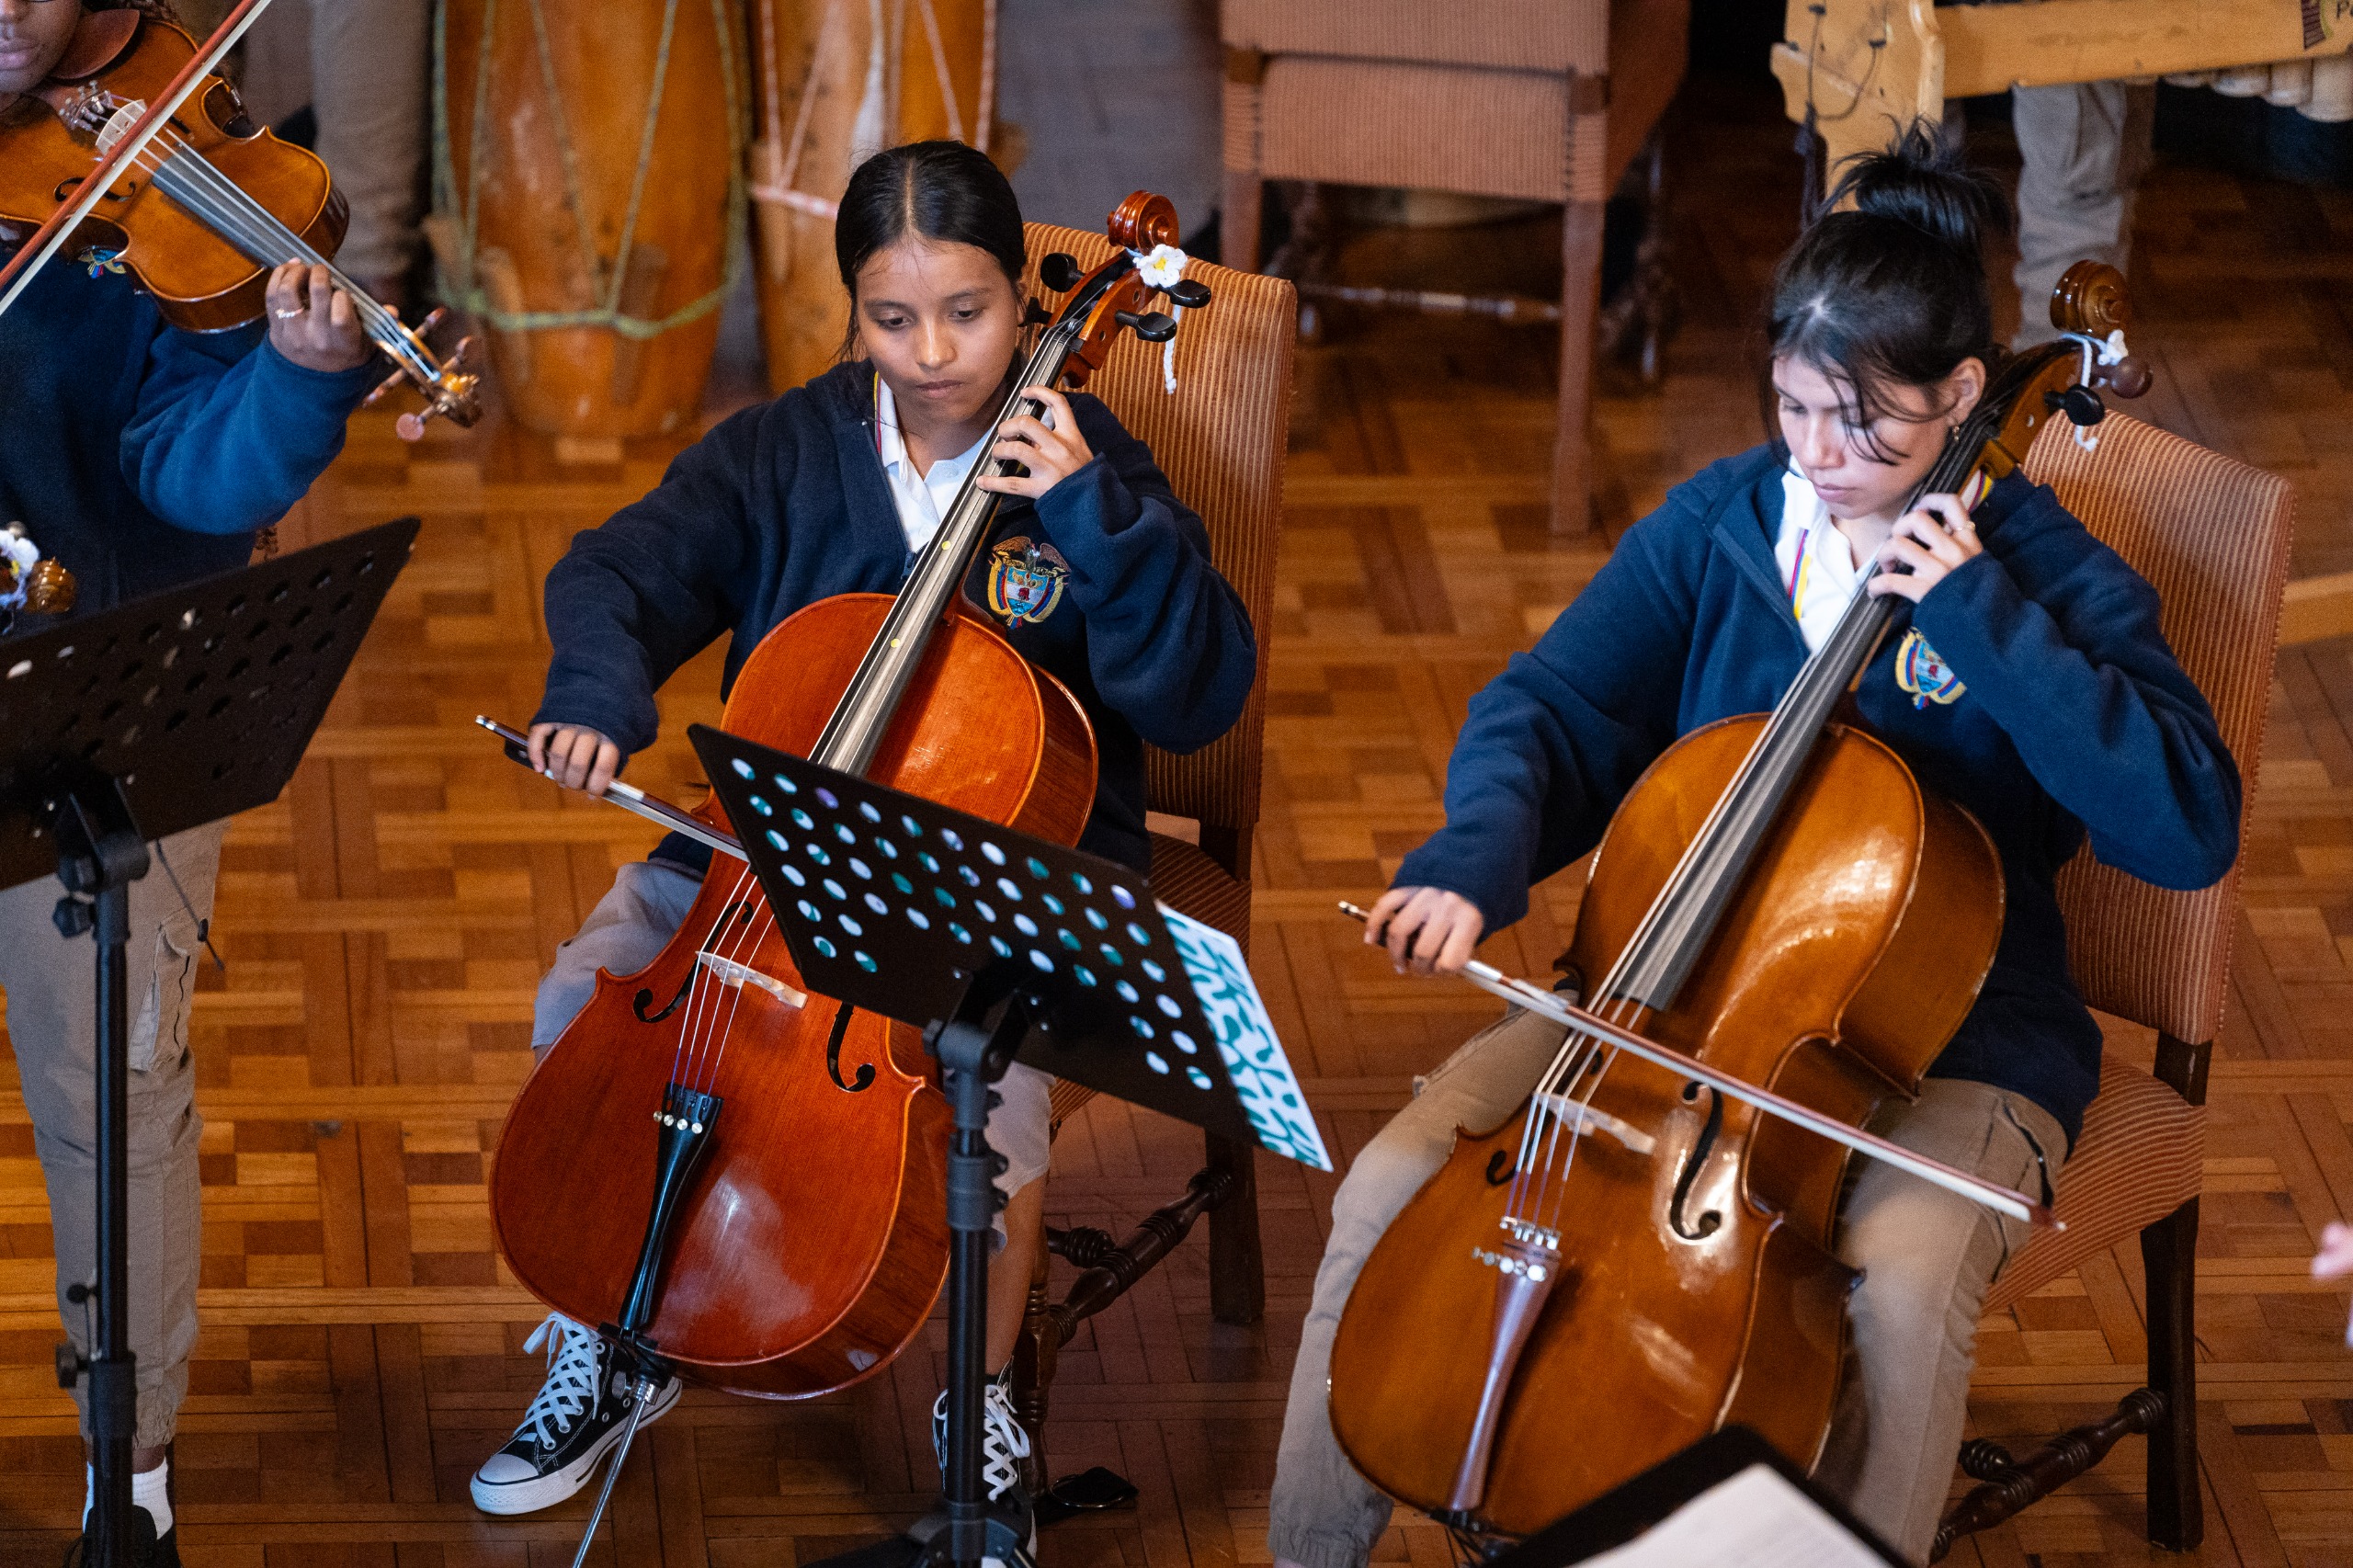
[9,57,2353,1568]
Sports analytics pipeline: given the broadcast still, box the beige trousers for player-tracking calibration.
[1267,1005,2063,1568]
[0,824,223,1449]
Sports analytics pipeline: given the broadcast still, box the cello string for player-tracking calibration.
[673,862,768,1092]
[695,895,785,1088]
[669,863,767,1087]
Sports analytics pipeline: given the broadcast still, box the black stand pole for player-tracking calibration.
[50,773,152,1568]
[0,518,419,1565]
[920,994,1036,1568]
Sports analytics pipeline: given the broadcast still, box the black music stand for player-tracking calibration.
[688,723,1325,1568]
[0,519,418,1567]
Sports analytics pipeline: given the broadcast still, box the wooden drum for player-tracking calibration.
[434,0,745,440]
[748,0,996,392]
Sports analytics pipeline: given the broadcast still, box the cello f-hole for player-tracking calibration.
[826,1004,875,1093]
[1485,1150,1513,1187]
[1669,1084,1724,1240]
[635,972,692,1024]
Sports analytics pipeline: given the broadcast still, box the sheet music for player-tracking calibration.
[1160,905,1333,1170]
[1579,1464,1889,1568]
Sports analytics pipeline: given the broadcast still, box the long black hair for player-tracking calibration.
[835,140,1025,357]
[1763,123,2008,461]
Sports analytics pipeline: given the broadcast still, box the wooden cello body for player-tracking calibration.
[1329,718,2002,1532]
[490,597,1092,1397]
[1326,261,2148,1537]
[487,194,1206,1399]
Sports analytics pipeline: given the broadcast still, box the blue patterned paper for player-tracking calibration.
[1160,906,1332,1171]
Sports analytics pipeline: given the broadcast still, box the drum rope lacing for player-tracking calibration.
[429,0,748,340]
[745,0,996,224]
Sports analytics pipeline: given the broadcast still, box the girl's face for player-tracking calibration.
[854,236,1022,430]
[1773,353,1986,524]
[0,0,81,105]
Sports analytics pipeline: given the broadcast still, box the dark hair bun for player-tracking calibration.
[1823,121,2008,256]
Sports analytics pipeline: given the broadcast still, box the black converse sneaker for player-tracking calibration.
[929,1372,1036,1568]
[470,1313,681,1516]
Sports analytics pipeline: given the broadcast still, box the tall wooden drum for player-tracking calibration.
[748,0,996,393]
[434,0,745,440]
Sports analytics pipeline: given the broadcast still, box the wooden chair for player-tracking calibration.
[1218,0,1687,534]
[1930,414,2296,1559]
[1005,221,1296,1491]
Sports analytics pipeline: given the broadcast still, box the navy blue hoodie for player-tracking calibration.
[0,241,380,621]
[535,358,1257,875]
[1396,446,2241,1145]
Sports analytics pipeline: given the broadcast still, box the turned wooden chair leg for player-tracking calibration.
[2142,1194,2203,1551]
[1205,1131,1265,1325]
[1552,195,1606,537]
[1010,1208,1057,1497]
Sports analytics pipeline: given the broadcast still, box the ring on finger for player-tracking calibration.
[272,307,303,319]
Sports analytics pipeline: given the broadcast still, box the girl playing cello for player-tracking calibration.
[1268,132,2239,1567]
[471,140,1256,1542]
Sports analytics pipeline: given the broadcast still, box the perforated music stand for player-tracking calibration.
[689,723,1314,1568]
[0,517,418,1566]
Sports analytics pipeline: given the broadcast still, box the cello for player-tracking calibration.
[485,194,1211,1399]
[0,5,480,436]
[1324,264,2150,1537]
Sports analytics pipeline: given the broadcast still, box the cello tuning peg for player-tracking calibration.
[2042,385,2107,428]
[1040,253,1083,293]
[1165,278,1211,310]
[361,363,409,408]
[2097,354,2152,399]
[1023,301,1052,328]
[1115,309,1177,344]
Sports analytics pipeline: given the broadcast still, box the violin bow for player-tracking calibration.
[0,0,278,320]
[1338,901,2060,1229]
[475,717,745,860]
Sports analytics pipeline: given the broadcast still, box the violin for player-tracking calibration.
[1324,264,2150,1537]
[483,194,1211,1398]
[0,6,479,437]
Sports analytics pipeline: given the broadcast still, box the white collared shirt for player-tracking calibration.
[875,378,994,555]
[1775,467,1867,653]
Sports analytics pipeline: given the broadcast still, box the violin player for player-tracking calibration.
[1268,131,2239,1568]
[467,140,1256,1565]
[0,2,378,1562]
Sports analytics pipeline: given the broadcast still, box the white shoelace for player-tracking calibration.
[933,1379,1034,1501]
[515,1312,603,1449]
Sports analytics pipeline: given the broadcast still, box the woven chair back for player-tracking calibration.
[2021,413,2295,1044]
[1018,222,1295,840]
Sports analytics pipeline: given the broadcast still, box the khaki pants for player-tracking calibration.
[1267,1006,2063,1568]
[312,0,432,283]
[2010,81,2156,348]
[0,824,223,1449]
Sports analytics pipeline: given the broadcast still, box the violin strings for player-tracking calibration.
[101,114,437,380]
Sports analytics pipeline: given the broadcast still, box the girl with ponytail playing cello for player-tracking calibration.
[469,140,1256,1540]
[1267,130,2239,1568]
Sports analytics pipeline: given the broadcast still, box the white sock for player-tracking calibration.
[81,1458,173,1536]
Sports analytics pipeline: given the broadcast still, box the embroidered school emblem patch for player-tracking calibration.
[1894,628,1966,709]
[985,537,1070,626]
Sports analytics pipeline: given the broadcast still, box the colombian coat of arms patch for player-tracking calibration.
[1894,627,1966,708]
[984,537,1070,626]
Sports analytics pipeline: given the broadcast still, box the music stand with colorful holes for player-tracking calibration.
[688,722,1328,1568]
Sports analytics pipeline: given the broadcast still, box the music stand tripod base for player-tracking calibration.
[0,518,419,1567]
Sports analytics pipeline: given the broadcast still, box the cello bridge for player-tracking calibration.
[1530,1090,1656,1156]
[695,951,806,1008]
